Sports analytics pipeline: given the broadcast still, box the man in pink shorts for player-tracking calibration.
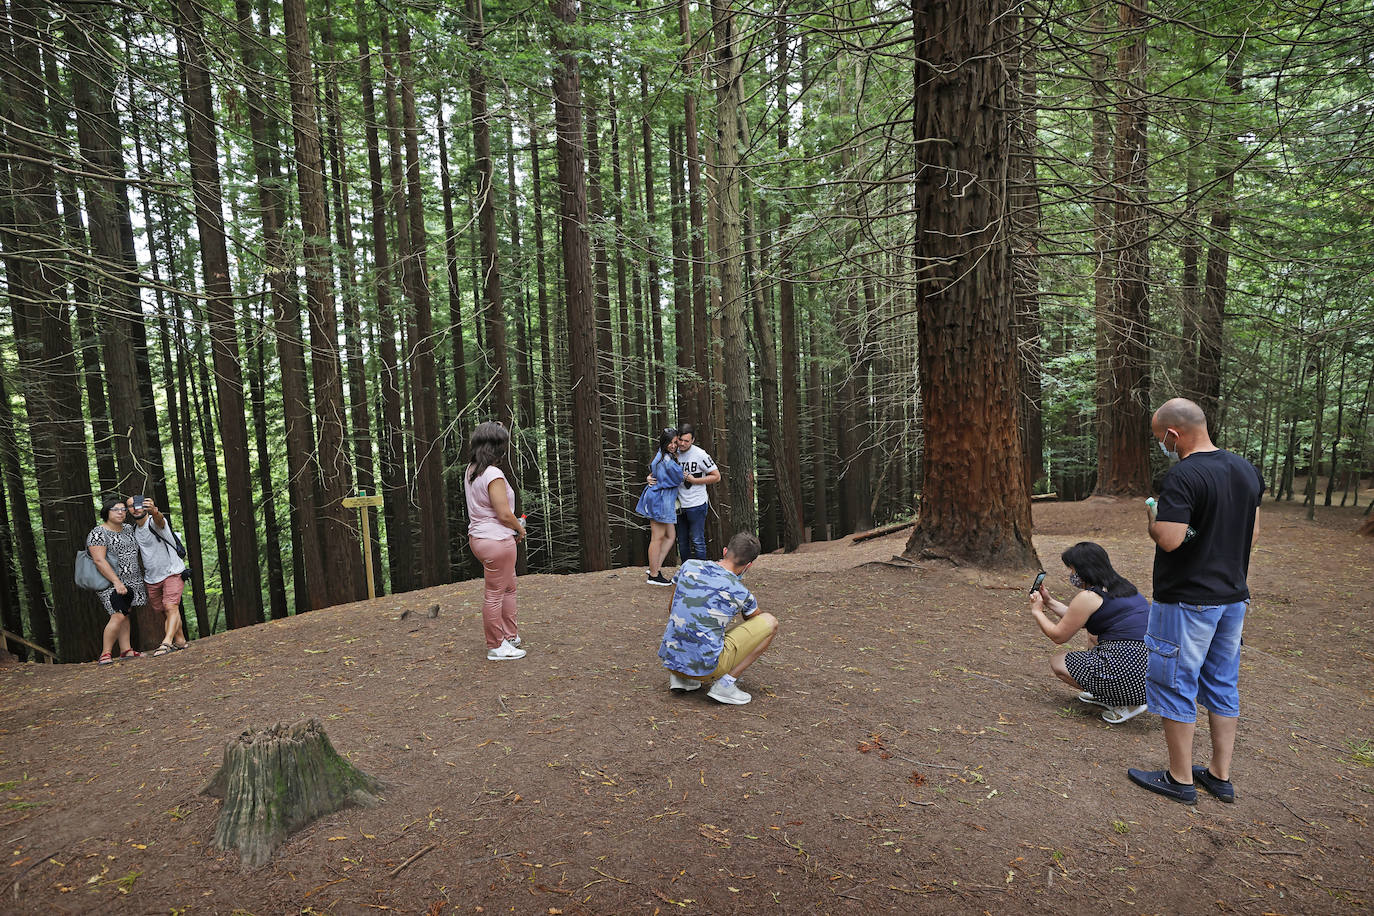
[127,497,190,656]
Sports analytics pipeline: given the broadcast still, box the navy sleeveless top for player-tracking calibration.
[1084,588,1148,644]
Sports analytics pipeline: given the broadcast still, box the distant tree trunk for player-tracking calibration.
[711,0,756,536]
[0,371,51,653]
[5,0,100,662]
[1088,1,1115,498]
[637,69,670,425]
[585,96,625,562]
[174,0,263,628]
[467,0,512,425]
[65,4,151,498]
[320,4,382,596]
[40,44,118,495]
[283,0,364,605]
[232,0,327,612]
[396,17,450,587]
[680,0,712,432]
[668,125,694,419]
[247,293,289,620]
[610,91,639,567]
[1325,341,1346,507]
[529,103,562,562]
[808,322,830,542]
[1196,46,1243,434]
[746,195,801,551]
[437,94,470,577]
[1094,0,1152,497]
[355,2,413,594]
[902,0,1038,569]
[1304,347,1326,518]
[551,0,611,571]
[775,21,804,543]
[1010,7,1045,490]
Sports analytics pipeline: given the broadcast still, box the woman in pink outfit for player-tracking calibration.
[464,422,528,660]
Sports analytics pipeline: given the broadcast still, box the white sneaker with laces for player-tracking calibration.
[669,673,701,692]
[486,639,526,661]
[508,635,522,649]
[707,680,752,705]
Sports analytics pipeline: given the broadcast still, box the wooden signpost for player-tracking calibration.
[341,491,385,600]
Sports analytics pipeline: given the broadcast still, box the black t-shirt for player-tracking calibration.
[1152,449,1265,604]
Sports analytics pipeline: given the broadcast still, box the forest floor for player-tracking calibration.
[1,496,1372,915]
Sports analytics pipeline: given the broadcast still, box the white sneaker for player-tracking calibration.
[486,639,526,661]
[508,635,522,649]
[669,673,701,692]
[707,680,752,705]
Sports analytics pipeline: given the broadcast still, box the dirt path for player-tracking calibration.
[1,498,1370,913]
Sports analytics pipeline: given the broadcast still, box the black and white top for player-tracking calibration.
[86,524,148,613]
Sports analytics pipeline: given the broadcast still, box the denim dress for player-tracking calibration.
[634,453,684,523]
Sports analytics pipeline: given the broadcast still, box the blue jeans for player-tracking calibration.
[676,503,709,562]
[1144,600,1247,723]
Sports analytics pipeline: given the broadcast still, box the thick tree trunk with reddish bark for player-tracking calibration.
[5,0,100,661]
[902,0,1038,569]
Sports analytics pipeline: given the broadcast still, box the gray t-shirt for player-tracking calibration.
[133,518,187,584]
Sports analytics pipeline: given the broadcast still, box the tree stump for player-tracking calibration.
[200,719,381,867]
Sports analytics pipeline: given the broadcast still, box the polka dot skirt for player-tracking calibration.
[1064,639,1147,707]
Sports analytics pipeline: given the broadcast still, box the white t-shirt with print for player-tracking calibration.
[676,445,716,509]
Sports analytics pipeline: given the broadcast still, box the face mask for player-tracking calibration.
[1158,432,1179,462]
[1068,572,1086,589]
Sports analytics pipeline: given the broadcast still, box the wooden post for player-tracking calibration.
[342,492,385,600]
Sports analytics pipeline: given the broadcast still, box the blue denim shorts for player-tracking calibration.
[1144,600,1247,722]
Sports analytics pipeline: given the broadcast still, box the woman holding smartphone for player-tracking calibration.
[1029,541,1149,724]
[89,496,148,665]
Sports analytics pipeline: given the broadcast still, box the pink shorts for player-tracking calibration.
[146,574,186,613]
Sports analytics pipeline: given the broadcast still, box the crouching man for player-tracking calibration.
[657,531,778,705]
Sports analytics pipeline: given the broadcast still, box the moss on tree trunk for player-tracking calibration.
[201,719,380,868]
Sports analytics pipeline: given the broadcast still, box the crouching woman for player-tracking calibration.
[1029,542,1149,724]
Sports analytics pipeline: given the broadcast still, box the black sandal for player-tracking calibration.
[151,643,175,657]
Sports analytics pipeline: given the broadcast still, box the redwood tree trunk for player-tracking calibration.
[356,0,413,594]
[1094,0,1152,497]
[283,0,363,604]
[551,0,611,571]
[712,0,757,536]
[902,0,1038,569]
[174,0,263,628]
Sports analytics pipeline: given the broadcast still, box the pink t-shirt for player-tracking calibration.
[465,465,516,541]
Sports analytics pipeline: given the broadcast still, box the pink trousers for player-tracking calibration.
[470,537,518,648]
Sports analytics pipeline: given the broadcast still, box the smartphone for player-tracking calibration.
[132,495,146,509]
[1029,570,1047,595]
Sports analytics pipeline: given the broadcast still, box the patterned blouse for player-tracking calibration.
[86,524,147,613]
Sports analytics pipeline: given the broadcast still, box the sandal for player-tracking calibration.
[1101,703,1147,724]
[1076,691,1112,710]
[171,642,189,650]
[118,649,143,660]
[97,652,114,666]
[151,643,175,657]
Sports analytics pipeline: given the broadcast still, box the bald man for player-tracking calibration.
[1128,398,1264,805]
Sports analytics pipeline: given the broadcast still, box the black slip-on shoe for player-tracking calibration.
[1192,766,1236,803]
[1127,767,1197,805]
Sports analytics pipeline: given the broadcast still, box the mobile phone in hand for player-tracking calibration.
[1029,570,1047,595]
[132,495,146,509]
